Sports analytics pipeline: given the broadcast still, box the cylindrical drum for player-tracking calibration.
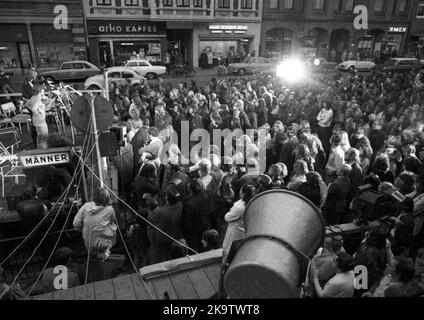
[223,190,325,298]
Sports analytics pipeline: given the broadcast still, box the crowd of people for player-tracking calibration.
[3,59,424,299]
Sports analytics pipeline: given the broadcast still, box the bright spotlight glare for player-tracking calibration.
[276,58,307,82]
[314,58,320,66]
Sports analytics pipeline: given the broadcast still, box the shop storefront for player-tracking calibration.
[87,20,167,67]
[193,23,261,68]
[0,23,86,86]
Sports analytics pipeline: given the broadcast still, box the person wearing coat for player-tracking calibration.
[181,179,211,252]
[222,184,256,259]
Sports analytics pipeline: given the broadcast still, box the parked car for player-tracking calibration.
[84,67,145,90]
[308,57,337,73]
[380,57,422,74]
[336,60,376,72]
[122,60,166,80]
[227,57,276,76]
[39,61,101,82]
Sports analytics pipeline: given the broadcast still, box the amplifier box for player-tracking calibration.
[6,184,26,211]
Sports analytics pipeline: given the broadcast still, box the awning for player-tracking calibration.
[199,34,254,40]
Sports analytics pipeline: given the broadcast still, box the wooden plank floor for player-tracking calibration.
[30,249,223,300]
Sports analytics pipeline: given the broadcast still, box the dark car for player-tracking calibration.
[380,58,422,74]
[308,57,337,73]
[38,61,101,82]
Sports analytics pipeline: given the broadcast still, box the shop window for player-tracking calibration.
[177,0,189,6]
[125,0,139,5]
[36,43,75,68]
[193,0,203,7]
[97,0,112,5]
[374,0,384,13]
[163,0,172,6]
[218,0,231,9]
[268,0,279,9]
[313,0,325,11]
[418,4,424,18]
[0,43,21,69]
[283,0,294,9]
[241,0,253,9]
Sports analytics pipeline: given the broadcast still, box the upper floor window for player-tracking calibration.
[193,0,203,7]
[125,0,139,6]
[395,0,406,14]
[269,0,279,9]
[283,0,294,9]
[417,3,424,18]
[97,0,112,5]
[344,0,354,11]
[163,0,173,7]
[241,0,253,9]
[374,0,384,13]
[313,0,325,11]
[218,0,231,8]
[176,0,190,6]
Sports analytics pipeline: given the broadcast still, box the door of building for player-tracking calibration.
[17,42,32,69]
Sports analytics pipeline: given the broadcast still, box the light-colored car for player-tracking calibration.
[84,67,145,90]
[337,60,376,72]
[39,61,101,82]
[122,59,166,80]
[227,57,275,76]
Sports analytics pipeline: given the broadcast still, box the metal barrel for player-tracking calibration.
[223,190,325,298]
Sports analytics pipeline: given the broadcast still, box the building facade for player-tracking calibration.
[0,0,87,72]
[409,0,424,58]
[84,0,263,68]
[261,0,415,62]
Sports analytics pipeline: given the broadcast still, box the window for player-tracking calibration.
[0,44,22,68]
[218,0,231,8]
[83,63,94,69]
[61,63,72,70]
[344,0,354,11]
[418,4,424,18]
[122,72,134,79]
[125,0,139,5]
[139,61,150,66]
[283,0,293,9]
[127,61,138,67]
[374,0,384,12]
[108,72,121,78]
[241,0,253,9]
[176,0,189,6]
[193,0,203,7]
[313,0,325,10]
[96,0,112,5]
[73,63,85,69]
[268,0,279,9]
[396,0,406,14]
[163,0,173,7]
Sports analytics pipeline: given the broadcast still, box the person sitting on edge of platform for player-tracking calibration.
[41,247,80,293]
[312,252,356,298]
